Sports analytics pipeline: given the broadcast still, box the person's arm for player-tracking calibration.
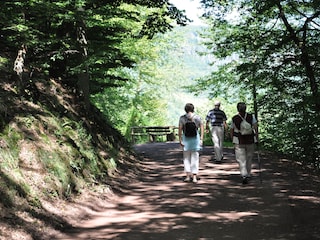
[230,121,234,140]
[223,120,228,130]
[205,120,210,133]
[178,124,184,146]
[230,127,234,140]
[205,112,210,133]
[200,122,204,145]
[223,112,228,130]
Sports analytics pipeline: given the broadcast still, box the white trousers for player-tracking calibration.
[183,151,199,174]
[235,144,255,177]
[211,126,224,160]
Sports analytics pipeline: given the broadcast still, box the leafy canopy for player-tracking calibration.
[196,0,320,165]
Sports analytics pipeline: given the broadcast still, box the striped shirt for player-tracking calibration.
[206,108,227,127]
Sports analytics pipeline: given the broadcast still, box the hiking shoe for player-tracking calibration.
[242,177,248,184]
[184,176,191,182]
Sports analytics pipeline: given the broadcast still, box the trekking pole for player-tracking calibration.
[257,144,262,183]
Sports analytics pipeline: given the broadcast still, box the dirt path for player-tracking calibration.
[54,142,320,240]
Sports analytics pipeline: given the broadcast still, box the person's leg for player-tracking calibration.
[183,150,192,181]
[235,144,249,183]
[217,126,224,160]
[211,127,222,161]
[245,144,255,177]
[190,151,199,182]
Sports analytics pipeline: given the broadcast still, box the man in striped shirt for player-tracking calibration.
[205,101,228,163]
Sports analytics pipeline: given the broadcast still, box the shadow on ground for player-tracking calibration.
[55,142,320,240]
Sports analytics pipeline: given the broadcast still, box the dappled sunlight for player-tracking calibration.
[55,142,320,240]
[80,209,177,228]
[207,211,258,222]
[289,195,320,204]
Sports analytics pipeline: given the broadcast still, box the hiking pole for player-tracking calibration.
[257,144,262,183]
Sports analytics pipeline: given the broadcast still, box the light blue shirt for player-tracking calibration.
[179,113,202,151]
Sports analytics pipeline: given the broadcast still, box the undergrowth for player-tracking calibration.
[0,77,134,209]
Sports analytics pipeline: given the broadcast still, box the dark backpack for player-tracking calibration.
[184,116,198,137]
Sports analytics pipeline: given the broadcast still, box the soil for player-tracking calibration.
[49,142,320,240]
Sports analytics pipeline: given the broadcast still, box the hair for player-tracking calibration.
[184,103,195,113]
[237,102,246,113]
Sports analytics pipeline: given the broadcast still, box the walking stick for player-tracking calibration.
[257,144,262,183]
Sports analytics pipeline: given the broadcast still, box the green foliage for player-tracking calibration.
[197,0,320,166]
[0,0,188,81]
[91,24,218,141]
[0,127,30,207]
[1,0,203,144]
[0,101,124,205]
[0,0,195,145]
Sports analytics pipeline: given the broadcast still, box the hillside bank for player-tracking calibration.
[0,77,141,239]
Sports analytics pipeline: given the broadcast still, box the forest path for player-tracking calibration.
[55,142,320,240]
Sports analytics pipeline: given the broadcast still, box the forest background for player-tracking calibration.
[0,0,320,238]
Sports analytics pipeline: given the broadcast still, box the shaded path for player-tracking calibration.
[55,142,320,240]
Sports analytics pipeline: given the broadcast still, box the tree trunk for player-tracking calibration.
[78,72,90,110]
[13,45,27,91]
[77,21,90,112]
[277,2,320,112]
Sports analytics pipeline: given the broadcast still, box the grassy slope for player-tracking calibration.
[0,76,141,239]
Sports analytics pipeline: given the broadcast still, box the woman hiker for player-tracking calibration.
[178,103,204,183]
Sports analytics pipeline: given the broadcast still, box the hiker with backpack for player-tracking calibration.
[178,103,204,183]
[205,101,228,163]
[230,102,258,184]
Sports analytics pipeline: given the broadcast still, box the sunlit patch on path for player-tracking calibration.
[55,142,320,240]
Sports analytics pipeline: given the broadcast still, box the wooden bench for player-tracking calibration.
[146,126,175,142]
[131,126,177,143]
[131,126,148,143]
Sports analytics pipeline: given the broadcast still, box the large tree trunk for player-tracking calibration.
[13,45,27,91]
[78,72,90,111]
[277,2,320,112]
[77,22,90,112]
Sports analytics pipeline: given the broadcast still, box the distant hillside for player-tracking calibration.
[163,25,213,125]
